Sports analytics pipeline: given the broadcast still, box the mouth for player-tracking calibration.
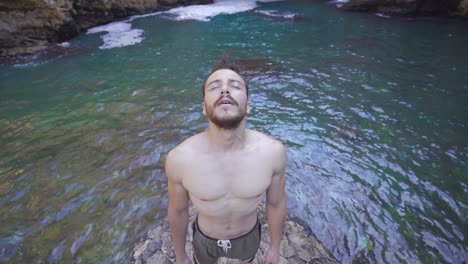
[218,98,234,106]
[216,97,237,106]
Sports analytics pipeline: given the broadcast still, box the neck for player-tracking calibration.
[206,119,247,152]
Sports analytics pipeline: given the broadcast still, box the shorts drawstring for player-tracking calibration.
[217,239,232,253]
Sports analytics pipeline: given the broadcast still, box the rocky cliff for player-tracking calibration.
[340,0,468,17]
[0,0,212,56]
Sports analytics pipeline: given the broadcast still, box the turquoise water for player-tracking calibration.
[1,1,467,263]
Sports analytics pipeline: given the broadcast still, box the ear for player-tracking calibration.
[202,101,207,116]
[246,100,251,114]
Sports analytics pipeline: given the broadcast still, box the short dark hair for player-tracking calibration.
[202,54,249,97]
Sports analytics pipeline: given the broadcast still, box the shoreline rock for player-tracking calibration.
[132,205,338,264]
[0,0,213,57]
[339,0,468,17]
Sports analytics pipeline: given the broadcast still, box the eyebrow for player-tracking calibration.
[207,79,244,87]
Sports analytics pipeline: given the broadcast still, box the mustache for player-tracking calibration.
[214,95,239,106]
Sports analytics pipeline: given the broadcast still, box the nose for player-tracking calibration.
[221,83,230,95]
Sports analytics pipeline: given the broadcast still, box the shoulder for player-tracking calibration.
[166,132,206,160]
[248,130,287,169]
[248,129,286,154]
[165,132,206,180]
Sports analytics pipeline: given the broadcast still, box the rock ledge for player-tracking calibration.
[339,0,468,17]
[132,206,338,264]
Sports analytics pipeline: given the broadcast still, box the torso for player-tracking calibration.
[177,129,277,239]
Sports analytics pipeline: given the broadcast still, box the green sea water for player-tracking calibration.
[0,1,467,263]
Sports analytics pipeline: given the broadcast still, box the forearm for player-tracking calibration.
[266,197,287,249]
[168,207,189,259]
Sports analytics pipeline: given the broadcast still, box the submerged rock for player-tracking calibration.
[132,205,338,264]
[253,10,305,21]
[0,0,213,56]
[232,58,283,80]
[339,0,468,17]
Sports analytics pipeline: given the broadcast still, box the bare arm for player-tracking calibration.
[166,150,190,263]
[266,142,287,251]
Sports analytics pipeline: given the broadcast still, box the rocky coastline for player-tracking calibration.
[132,205,338,264]
[339,0,468,17]
[2,0,467,57]
[0,0,212,56]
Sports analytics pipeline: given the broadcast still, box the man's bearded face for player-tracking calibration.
[203,69,249,129]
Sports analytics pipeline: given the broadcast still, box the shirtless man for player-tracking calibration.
[165,57,287,264]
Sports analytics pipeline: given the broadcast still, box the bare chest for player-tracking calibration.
[182,154,272,201]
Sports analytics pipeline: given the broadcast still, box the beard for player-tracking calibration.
[209,111,245,129]
[205,96,247,129]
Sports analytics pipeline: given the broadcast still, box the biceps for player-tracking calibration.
[168,180,189,211]
[266,174,286,206]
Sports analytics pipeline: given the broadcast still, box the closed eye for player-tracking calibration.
[229,80,243,89]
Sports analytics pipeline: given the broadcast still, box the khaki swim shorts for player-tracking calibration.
[192,217,261,264]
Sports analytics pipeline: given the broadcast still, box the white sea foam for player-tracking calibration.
[329,0,349,8]
[376,13,391,18]
[13,54,42,68]
[162,0,284,22]
[128,12,161,22]
[87,0,284,49]
[57,42,71,47]
[87,21,144,50]
[13,61,42,68]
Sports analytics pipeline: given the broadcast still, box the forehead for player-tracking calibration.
[206,69,245,85]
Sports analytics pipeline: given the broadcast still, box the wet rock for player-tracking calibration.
[141,240,161,260]
[0,0,79,56]
[147,226,163,240]
[280,239,295,258]
[132,205,338,264]
[460,0,468,15]
[339,0,468,17]
[253,10,304,21]
[0,44,92,66]
[146,251,172,264]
